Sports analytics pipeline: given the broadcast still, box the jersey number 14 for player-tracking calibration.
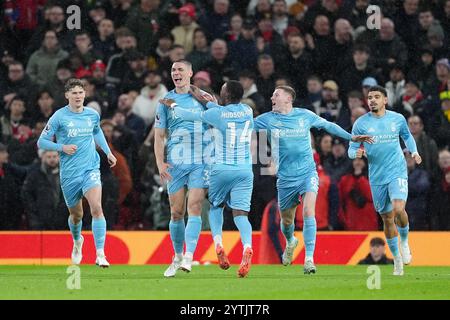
[227,121,251,148]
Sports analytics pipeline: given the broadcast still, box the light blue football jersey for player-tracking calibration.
[348,110,418,185]
[155,90,208,165]
[37,106,111,179]
[174,102,254,170]
[254,108,352,181]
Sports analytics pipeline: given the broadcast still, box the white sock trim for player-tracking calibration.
[213,235,223,247]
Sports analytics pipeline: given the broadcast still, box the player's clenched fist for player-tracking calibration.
[62,144,77,155]
[356,148,366,158]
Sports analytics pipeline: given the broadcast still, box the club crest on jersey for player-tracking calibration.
[391,122,396,132]
[87,118,92,127]
[298,119,304,127]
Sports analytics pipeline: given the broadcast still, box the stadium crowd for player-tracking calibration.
[0,0,449,232]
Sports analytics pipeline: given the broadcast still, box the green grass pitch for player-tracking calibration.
[0,265,449,300]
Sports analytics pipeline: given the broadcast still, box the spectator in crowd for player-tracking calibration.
[330,18,354,78]
[394,0,420,60]
[430,90,450,149]
[426,19,448,62]
[347,90,365,112]
[7,119,43,166]
[121,50,149,92]
[339,44,377,98]
[171,3,199,54]
[300,75,323,108]
[338,157,378,231]
[271,0,294,37]
[186,28,211,73]
[105,27,137,85]
[408,47,435,93]
[303,0,345,32]
[346,0,370,28]
[0,96,30,144]
[26,4,73,57]
[313,80,348,128]
[229,18,260,72]
[192,71,214,94]
[71,30,102,72]
[317,133,332,164]
[46,59,74,108]
[224,13,244,42]
[204,39,237,94]
[100,120,133,225]
[358,237,394,265]
[0,143,24,230]
[33,90,55,123]
[401,80,424,116]
[430,159,450,230]
[239,70,266,115]
[307,14,335,80]
[125,0,160,55]
[323,137,352,184]
[370,18,408,81]
[277,32,313,100]
[255,12,285,58]
[21,150,67,230]
[255,54,278,113]
[404,151,431,230]
[408,115,438,176]
[0,60,36,113]
[132,70,168,127]
[26,30,69,87]
[149,31,174,69]
[385,64,406,110]
[115,93,146,143]
[198,0,231,41]
[92,18,116,63]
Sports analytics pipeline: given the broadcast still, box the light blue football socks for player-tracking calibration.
[169,219,185,255]
[233,215,252,249]
[387,236,400,257]
[185,216,202,255]
[92,216,106,250]
[68,216,82,241]
[303,217,317,259]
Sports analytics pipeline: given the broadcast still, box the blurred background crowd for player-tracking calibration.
[0,0,449,232]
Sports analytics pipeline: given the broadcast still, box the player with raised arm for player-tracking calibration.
[37,78,117,267]
[348,85,422,276]
[154,60,209,277]
[254,86,373,274]
[160,81,254,277]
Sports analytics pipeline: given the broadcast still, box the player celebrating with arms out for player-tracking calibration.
[37,78,117,267]
[254,86,373,274]
[348,85,421,276]
[160,81,254,277]
[155,60,209,277]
